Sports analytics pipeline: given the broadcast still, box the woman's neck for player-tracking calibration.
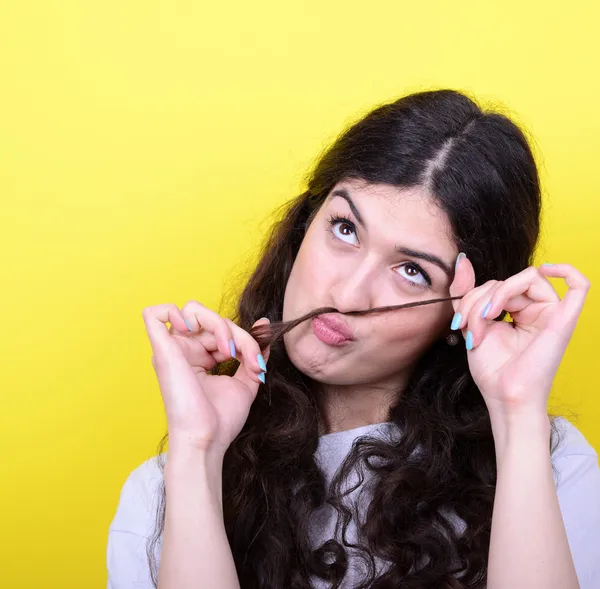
[319,381,402,435]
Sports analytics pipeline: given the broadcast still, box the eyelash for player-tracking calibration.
[325,214,432,288]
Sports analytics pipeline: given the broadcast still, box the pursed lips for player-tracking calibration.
[313,313,355,340]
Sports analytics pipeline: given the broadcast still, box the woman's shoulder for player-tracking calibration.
[551,416,598,484]
[552,416,598,460]
[549,417,600,588]
[107,456,166,588]
[109,454,166,537]
[127,453,165,492]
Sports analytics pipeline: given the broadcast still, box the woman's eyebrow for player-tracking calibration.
[396,246,453,277]
[330,189,366,228]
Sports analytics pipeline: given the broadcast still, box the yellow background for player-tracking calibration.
[1,1,598,587]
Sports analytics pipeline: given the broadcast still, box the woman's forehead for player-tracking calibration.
[326,180,456,250]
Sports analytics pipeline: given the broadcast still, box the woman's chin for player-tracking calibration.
[286,343,364,385]
[285,338,337,374]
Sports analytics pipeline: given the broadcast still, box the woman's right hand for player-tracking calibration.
[142,301,270,456]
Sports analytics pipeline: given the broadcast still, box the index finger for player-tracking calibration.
[449,252,476,313]
[142,303,184,356]
[181,300,234,357]
[539,263,591,325]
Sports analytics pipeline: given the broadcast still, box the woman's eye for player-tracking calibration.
[331,220,358,245]
[396,263,429,287]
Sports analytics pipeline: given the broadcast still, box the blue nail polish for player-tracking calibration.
[466,330,474,351]
[455,252,466,272]
[482,302,492,319]
[541,263,553,267]
[184,319,192,331]
[257,354,267,372]
[450,312,462,331]
[229,339,236,359]
[258,371,266,384]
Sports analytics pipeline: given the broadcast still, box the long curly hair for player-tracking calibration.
[147,89,561,588]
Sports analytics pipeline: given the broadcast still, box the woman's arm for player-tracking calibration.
[158,442,240,589]
[447,261,591,587]
[487,410,580,589]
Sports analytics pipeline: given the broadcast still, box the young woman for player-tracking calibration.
[107,89,600,589]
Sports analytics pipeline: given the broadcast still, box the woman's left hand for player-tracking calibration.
[449,255,591,419]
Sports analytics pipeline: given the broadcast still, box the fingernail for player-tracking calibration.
[258,371,266,384]
[482,302,492,319]
[229,338,236,359]
[450,312,462,331]
[257,353,267,372]
[455,252,466,272]
[466,330,474,351]
[541,263,553,267]
[259,316,270,322]
[184,319,193,332]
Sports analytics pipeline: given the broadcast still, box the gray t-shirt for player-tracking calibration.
[107,417,600,588]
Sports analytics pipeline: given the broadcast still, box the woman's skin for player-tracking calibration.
[144,178,588,589]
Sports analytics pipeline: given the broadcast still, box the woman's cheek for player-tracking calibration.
[374,313,444,354]
[379,314,421,342]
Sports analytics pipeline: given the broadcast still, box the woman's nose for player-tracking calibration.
[329,266,377,313]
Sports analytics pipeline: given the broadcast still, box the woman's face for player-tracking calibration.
[282,177,459,388]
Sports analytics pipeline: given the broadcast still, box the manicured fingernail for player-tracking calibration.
[257,353,267,372]
[229,338,236,359]
[455,252,466,272]
[258,371,266,384]
[184,319,193,331]
[451,312,462,331]
[541,263,553,267]
[466,330,474,351]
[482,302,492,319]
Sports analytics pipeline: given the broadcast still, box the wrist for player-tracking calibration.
[488,408,551,457]
[165,438,225,501]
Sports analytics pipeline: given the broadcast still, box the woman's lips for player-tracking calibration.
[311,314,354,346]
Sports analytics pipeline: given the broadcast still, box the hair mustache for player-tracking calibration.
[249,295,464,350]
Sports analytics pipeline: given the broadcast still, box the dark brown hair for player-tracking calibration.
[148,88,561,588]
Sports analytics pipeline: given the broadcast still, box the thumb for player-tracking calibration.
[254,316,272,364]
[449,252,476,313]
